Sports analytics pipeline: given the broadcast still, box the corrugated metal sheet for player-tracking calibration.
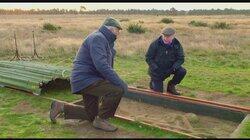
[0,61,71,95]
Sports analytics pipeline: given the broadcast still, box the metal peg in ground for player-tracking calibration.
[31,30,41,59]
[10,31,23,61]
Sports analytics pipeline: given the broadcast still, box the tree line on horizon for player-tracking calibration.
[0,8,249,15]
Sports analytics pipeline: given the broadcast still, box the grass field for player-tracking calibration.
[0,14,249,138]
[0,88,187,138]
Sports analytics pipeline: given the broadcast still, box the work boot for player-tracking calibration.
[49,100,64,123]
[92,116,118,132]
[167,81,180,95]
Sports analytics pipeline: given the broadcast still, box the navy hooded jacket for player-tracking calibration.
[145,36,185,80]
[70,26,126,94]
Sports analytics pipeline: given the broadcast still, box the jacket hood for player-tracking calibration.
[99,26,117,44]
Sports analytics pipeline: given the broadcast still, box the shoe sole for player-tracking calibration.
[167,89,181,96]
[169,92,181,96]
[92,125,118,132]
[49,101,57,124]
[92,121,118,132]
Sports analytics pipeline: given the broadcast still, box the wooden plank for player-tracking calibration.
[126,87,248,123]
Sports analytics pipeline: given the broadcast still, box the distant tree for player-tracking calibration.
[0,8,249,15]
[170,7,178,15]
[80,6,86,11]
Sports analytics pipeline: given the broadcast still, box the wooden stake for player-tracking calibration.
[32,30,40,59]
[10,31,23,61]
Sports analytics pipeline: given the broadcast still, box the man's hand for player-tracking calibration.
[165,67,175,76]
[172,67,176,73]
[121,82,128,94]
[149,63,159,71]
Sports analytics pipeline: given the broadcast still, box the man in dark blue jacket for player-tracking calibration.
[146,27,186,95]
[49,17,127,132]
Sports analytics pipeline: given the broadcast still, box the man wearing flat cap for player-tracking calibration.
[145,27,186,95]
[49,17,127,132]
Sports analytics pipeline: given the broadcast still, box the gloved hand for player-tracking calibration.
[165,67,175,76]
[119,80,128,94]
[150,63,165,76]
[149,62,159,71]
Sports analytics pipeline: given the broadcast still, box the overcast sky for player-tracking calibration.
[0,3,249,11]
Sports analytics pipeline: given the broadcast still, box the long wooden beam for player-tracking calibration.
[129,87,250,112]
[126,87,250,123]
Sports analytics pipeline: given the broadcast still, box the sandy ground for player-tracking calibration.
[61,119,146,138]
[12,96,240,138]
[116,98,239,138]
[12,101,146,138]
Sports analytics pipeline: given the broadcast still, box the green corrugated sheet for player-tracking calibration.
[0,61,71,95]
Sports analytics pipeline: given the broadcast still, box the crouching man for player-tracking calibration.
[145,27,186,95]
[49,17,127,132]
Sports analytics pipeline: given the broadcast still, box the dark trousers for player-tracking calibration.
[63,80,124,122]
[150,66,187,93]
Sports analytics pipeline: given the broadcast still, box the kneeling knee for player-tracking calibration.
[112,86,124,96]
[177,67,187,76]
[182,68,187,75]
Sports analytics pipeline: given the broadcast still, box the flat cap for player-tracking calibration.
[162,27,175,36]
[102,17,122,30]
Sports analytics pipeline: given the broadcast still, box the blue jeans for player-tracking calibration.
[150,66,187,93]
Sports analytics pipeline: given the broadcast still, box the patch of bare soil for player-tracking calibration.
[117,98,239,138]
[12,101,48,117]
[12,101,36,113]
[12,101,145,138]
[56,119,146,138]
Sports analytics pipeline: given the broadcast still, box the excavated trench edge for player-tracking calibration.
[127,87,249,123]
[1,85,249,138]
